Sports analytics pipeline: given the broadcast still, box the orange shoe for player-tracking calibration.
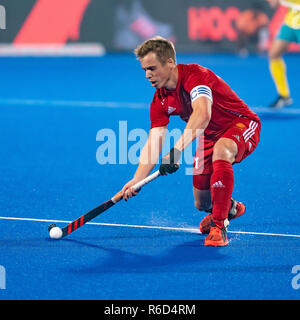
[204,223,229,247]
[199,199,245,234]
[228,200,246,221]
[199,213,213,234]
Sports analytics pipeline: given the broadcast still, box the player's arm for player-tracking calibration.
[134,126,167,179]
[122,126,167,200]
[159,96,212,175]
[175,96,211,152]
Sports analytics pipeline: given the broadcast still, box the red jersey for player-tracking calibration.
[150,64,260,141]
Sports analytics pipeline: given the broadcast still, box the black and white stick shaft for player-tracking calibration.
[48,170,160,238]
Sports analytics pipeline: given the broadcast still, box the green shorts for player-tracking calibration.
[277,24,300,43]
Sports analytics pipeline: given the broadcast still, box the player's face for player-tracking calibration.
[140,52,175,89]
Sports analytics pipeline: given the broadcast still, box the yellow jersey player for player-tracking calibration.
[268,0,300,108]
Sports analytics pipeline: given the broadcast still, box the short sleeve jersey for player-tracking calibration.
[150,64,260,140]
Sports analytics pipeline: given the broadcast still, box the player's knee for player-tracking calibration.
[268,46,276,59]
[213,142,236,163]
[268,40,286,60]
[269,51,281,60]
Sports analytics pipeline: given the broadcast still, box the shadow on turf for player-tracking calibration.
[62,237,228,274]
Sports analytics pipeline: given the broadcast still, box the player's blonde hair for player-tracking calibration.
[134,36,176,65]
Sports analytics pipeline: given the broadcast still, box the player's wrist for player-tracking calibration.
[170,147,182,164]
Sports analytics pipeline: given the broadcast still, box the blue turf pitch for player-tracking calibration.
[0,53,299,300]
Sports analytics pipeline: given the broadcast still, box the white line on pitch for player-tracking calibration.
[0,98,148,109]
[1,216,300,239]
[251,106,300,115]
[0,99,299,114]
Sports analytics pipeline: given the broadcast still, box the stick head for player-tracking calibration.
[48,223,57,232]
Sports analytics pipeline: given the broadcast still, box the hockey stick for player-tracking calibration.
[48,170,161,239]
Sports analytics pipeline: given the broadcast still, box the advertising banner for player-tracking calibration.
[0,0,299,54]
